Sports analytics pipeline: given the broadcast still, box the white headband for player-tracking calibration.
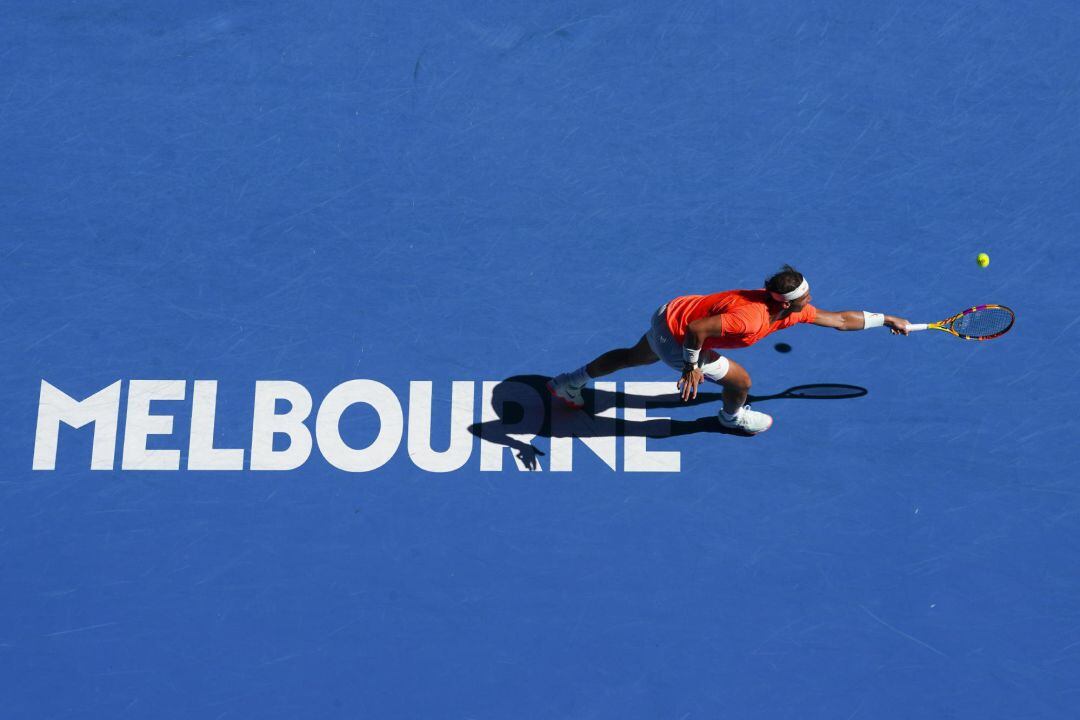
[769,278,809,302]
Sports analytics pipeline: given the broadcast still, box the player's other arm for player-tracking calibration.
[677,315,727,401]
[683,315,727,350]
[813,310,911,335]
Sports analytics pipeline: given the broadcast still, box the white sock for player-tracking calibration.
[721,406,743,421]
[566,365,592,388]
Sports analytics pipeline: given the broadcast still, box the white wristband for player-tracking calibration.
[862,312,885,329]
[682,346,701,366]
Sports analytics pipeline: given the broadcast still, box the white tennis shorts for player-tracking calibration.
[645,304,731,381]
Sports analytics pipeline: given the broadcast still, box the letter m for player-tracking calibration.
[33,380,122,470]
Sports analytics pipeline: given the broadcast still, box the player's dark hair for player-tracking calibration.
[764,265,804,295]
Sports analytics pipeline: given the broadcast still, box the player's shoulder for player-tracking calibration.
[710,288,769,305]
[779,304,819,327]
[705,290,771,325]
[734,289,772,315]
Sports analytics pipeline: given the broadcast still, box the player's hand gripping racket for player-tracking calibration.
[905,304,1014,340]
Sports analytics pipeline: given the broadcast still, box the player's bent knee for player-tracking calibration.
[701,354,731,382]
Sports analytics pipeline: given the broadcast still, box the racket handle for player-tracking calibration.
[906,323,929,332]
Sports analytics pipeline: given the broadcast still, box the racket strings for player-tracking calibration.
[952,307,1013,338]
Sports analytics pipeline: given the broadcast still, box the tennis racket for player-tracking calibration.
[906,304,1014,340]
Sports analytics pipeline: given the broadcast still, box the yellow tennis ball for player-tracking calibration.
[977,252,990,268]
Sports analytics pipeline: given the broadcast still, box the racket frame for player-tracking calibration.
[907,304,1014,340]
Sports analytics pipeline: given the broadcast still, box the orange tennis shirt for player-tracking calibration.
[664,289,818,349]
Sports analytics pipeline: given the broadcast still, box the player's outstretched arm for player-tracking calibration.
[813,310,911,335]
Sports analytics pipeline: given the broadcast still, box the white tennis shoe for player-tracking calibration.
[718,404,773,434]
[547,374,585,409]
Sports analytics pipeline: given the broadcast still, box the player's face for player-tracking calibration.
[788,291,812,311]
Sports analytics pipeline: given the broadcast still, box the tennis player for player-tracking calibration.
[547,265,911,434]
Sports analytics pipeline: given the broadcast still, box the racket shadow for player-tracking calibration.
[671,382,868,407]
[467,375,869,467]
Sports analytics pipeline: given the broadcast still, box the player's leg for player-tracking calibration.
[550,305,669,409]
[586,333,659,377]
[704,357,772,435]
[717,360,751,415]
[549,334,658,408]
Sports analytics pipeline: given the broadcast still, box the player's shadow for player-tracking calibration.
[467,375,868,469]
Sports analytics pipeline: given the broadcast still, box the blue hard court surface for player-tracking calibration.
[2,1,1079,717]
